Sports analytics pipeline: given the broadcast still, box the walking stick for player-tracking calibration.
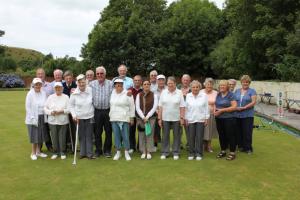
[72,122,79,165]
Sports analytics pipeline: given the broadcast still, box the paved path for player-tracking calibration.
[255,102,300,131]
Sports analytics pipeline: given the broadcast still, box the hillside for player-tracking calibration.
[3,46,44,63]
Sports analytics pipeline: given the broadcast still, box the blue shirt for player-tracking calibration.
[215,91,236,118]
[234,88,257,118]
[112,76,133,90]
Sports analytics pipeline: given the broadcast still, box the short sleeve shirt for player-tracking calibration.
[234,88,257,118]
[215,91,236,118]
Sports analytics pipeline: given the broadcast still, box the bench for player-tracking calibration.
[285,99,300,110]
[259,93,274,104]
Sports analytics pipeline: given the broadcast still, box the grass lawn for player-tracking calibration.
[0,91,299,200]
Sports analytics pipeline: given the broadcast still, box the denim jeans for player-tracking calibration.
[112,122,130,150]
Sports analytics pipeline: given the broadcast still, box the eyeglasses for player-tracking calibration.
[143,83,151,85]
[96,72,104,75]
[150,74,157,77]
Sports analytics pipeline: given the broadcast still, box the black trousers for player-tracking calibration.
[215,117,236,152]
[236,117,254,152]
[94,109,112,154]
[129,118,137,151]
[66,114,76,152]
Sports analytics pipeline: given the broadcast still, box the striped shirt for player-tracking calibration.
[89,79,113,109]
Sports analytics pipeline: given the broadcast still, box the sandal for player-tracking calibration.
[216,151,226,158]
[226,154,236,161]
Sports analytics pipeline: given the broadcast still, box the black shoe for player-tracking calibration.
[79,155,86,159]
[95,152,101,157]
[104,153,112,158]
[88,155,96,159]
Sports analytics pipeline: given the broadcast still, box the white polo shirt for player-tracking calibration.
[158,89,185,121]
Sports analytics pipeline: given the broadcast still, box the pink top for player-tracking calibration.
[201,89,217,114]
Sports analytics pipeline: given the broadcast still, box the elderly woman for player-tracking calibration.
[69,74,95,159]
[215,80,237,160]
[185,80,209,160]
[136,80,158,160]
[25,78,48,160]
[110,79,135,161]
[235,75,257,154]
[44,82,70,160]
[158,76,185,160]
[201,78,218,152]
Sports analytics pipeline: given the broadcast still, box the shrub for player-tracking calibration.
[0,73,25,88]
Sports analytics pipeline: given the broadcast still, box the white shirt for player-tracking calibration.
[158,89,185,121]
[25,89,47,126]
[135,93,158,119]
[109,90,135,122]
[44,93,70,125]
[69,87,94,119]
[185,92,210,123]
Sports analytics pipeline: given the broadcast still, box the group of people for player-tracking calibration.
[25,64,257,161]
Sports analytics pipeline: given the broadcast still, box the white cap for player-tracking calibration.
[114,78,124,84]
[32,78,42,85]
[76,74,85,81]
[157,74,166,80]
[53,82,63,88]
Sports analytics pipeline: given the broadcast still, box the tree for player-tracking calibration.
[211,0,300,80]
[82,0,168,76]
[156,0,224,76]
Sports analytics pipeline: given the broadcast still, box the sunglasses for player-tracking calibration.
[96,72,104,75]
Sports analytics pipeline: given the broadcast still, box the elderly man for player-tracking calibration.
[149,70,158,92]
[36,68,52,96]
[62,70,77,152]
[228,79,237,92]
[35,68,53,152]
[178,74,191,149]
[49,69,63,95]
[89,66,113,157]
[86,70,95,84]
[62,70,77,97]
[112,64,133,90]
[128,75,143,153]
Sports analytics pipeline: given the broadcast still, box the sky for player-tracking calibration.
[0,0,225,59]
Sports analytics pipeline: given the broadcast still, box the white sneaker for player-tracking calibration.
[36,152,48,158]
[51,154,58,160]
[173,155,179,160]
[30,154,37,160]
[141,153,146,159]
[146,153,152,160]
[160,155,166,160]
[61,155,66,160]
[152,146,157,152]
[113,151,121,161]
[196,156,202,161]
[125,151,131,161]
[128,149,134,154]
[188,156,194,160]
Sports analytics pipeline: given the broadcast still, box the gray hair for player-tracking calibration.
[190,80,202,89]
[96,66,106,74]
[228,79,237,84]
[204,77,214,86]
[86,69,95,75]
[118,64,127,72]
[167,76,176,84]
[53,69,63,76]
[150,70,158,76]
[63,70,73,77]
[182,74,191,80]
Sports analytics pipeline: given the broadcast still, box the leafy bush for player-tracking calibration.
[0,73,25,88]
